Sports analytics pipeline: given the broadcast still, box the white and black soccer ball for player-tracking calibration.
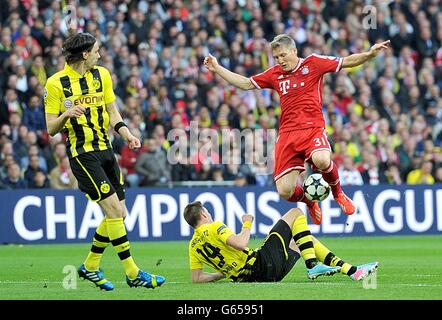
[302,173,330,202]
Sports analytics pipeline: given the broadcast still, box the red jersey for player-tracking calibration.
[251,54,343,133]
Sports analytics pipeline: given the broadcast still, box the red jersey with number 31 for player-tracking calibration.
[250,54,343,133]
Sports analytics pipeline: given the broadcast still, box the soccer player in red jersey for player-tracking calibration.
[204,34,390,224]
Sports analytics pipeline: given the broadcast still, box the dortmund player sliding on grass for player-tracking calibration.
[44,32,165,291]
[184,201,378,283]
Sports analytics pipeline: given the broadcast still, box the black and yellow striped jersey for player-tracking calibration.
[189,221,257,282]
[44,63,115,158]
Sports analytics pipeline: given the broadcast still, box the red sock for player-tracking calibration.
[320,161,342,198]
[288,184,314,206]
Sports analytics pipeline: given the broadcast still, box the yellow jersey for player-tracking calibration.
[188,221,257,282]
[44,63,115,158]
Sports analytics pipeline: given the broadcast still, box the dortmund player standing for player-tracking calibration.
[44,33,165,290]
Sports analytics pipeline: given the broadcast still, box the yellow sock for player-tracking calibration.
[292,215,317,268]
[106,218,139,279]
[313,239,356,275]
[84,219,109,271]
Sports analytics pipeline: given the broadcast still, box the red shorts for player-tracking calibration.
[273,127,331,181]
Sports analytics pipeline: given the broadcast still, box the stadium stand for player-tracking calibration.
[0,0,440,189]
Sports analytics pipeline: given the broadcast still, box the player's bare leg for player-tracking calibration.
[311,150,356,215]
[276,170,323,224]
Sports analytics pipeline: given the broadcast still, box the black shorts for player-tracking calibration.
[69,149,125,202]
[246,220,300,282]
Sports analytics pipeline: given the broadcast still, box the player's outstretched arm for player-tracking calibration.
[204,54,255,90]
[341,40,390,68]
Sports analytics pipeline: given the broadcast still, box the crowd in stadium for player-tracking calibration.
[0,0,441,190]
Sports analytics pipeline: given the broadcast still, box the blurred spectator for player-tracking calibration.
[20,144,47,172]
[361,154,388,185]
[191,137,221,174]
[2,162,26,189]
[406,160,435,185]
[12,124,29,159]
[0,139,15,163]
[171,153,194,182]
[255,163,273,187]
[22,94,46,133]
[170,133,194,181]
[29,170,49,189]
[385,164,403,185]
[8,111,22,143]
[23,154,46,186]
[135,137,171,186]
[49,156,78,190]
[224,162,240,181]
[0,153,15,180]
[0,88,24,124]
[211,165,224,182]
[416,27,438,60]
[44,139,66,172]
[234,172,248,187]
[29,55,47,86]
[119,128,147,187]
[338,156,364,186]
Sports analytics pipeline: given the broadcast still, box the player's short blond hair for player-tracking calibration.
[270,34,296,50]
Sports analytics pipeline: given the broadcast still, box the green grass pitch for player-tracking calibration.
[0,235,441,300]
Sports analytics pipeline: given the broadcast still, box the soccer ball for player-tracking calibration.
[303,173,330,201]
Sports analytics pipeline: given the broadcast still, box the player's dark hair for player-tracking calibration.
[183,201,204,228]
[62,33,96,64]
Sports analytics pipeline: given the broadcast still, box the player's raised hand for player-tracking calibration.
[242,214,254,224]
[369,40,390,57]
[65,105,86,118]
[204,54,219,72]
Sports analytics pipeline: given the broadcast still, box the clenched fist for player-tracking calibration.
[126,134,141,150]
[203,54,220,72]
[65,105,86,118]
[241,214,254,224]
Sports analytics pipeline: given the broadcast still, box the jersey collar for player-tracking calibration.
[64,63,90,79]
[290,58,304,73]
[195,223,207,231]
